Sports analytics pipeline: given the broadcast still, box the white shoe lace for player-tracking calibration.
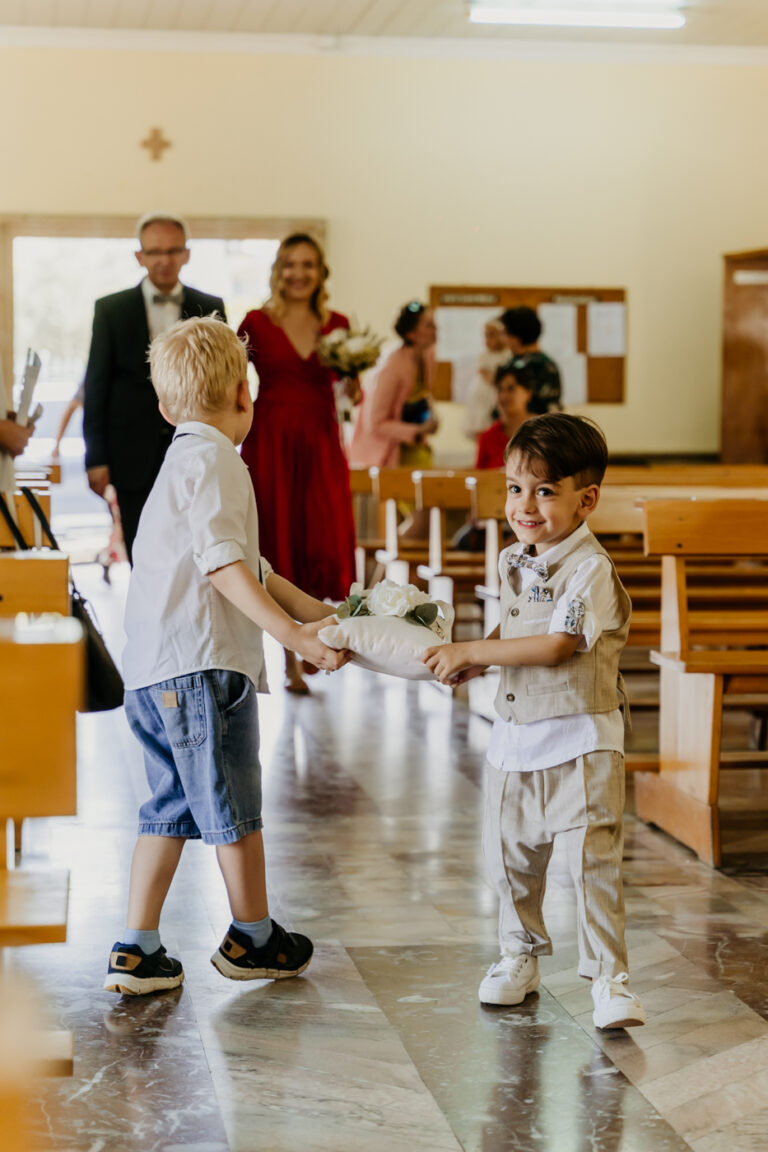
[488,954,532,978]
[595,972,637,1001]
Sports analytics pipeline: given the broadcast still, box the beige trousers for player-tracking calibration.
[482,750,628,979]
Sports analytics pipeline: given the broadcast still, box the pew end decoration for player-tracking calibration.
[319,579,454,680]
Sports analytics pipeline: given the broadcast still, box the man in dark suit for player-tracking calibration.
[83,212,226,560]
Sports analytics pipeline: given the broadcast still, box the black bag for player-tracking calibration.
[401,396,432,424]
[69,585,125,713]
[0,487,124,712]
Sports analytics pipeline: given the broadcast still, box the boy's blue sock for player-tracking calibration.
[122,928,162,954]
[232,914,273,949]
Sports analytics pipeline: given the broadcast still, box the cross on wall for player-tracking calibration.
[141,127,171,161]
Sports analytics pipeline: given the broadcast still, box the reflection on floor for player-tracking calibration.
[14,564,768,1151]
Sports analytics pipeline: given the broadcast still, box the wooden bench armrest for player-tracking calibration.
[31,1030,74,1077]
[417,562,486,582]
[0,869,69,947]
[650,648,768,675]
[474,584,500,602]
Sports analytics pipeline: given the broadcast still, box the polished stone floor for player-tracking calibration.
[9,563,768,1151]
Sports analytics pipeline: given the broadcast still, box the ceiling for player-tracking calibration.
[0,1,767,52]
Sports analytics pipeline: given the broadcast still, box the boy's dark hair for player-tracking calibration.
[394,300,427,342]
[494,359,536,393]
[503,413,608,488]
[499,306,541,346]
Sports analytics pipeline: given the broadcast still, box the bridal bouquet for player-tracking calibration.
[317,325,383,378]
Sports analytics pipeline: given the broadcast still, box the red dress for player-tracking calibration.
[237,308,356,600]
[475,421,511,470]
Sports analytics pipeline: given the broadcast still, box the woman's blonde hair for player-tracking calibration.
[264,233,330,324]
[149,315,247,423]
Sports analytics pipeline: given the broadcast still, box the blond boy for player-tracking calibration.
[105,316,347,995]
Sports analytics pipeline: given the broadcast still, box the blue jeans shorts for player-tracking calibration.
[124,669,262,846]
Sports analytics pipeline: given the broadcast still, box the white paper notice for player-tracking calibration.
[587,303,625,357]
[539,303,578,360]
[450,354,479,406]
[435,306,500,362]
[559,354,588,406]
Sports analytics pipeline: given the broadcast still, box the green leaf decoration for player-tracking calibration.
[406,603,439,628]
[339,590,441,630]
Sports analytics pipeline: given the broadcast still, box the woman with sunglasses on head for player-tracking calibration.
[350,300,439,472]
[238,233,357,695]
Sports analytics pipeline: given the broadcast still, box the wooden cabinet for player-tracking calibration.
[722,249,768,463]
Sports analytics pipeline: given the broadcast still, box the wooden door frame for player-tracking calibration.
[0,214,325,405]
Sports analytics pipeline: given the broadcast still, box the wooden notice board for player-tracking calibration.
[429,285,626,404]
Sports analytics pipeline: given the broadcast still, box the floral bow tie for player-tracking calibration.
[508,548,549,581]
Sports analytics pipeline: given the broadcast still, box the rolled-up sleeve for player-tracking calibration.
[549,555,621,651]
[188,447,250,575]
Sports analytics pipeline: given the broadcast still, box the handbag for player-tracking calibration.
[0,487,124,712]
[401,396,432,424]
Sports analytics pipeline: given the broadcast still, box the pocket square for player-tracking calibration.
[528,585,553,603]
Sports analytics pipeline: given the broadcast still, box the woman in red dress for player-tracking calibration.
[238,233,356,694]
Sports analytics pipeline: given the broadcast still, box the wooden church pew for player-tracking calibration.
[635,498,768,866]
[0,615,82,1078]
[0,489,53,550]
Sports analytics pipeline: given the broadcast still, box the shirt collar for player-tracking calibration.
[173,421,237,451]
[141,276,183,304]
[511,519,590,568]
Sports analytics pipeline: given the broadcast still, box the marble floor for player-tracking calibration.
[8,563,768,1152]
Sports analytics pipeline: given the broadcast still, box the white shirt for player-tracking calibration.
[141,276,183,341]
[123,421,272,692]
[487,521,625,772]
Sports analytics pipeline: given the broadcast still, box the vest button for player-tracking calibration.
[506,693,515,702]
[510,608,519,616]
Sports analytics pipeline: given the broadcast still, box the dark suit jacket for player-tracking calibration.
[83,282,226,492]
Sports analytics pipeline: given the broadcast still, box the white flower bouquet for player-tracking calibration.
[319,580,455,680]
[340,580,452,638]
[317,325,384,378]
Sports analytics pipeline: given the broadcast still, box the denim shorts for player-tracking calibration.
[124,669,262,846]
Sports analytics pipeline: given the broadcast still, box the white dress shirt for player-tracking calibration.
[141,276,183,341]
[123,422,272,692]
[487,521,625,772]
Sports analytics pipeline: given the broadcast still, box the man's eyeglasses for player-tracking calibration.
[142,247,187,258]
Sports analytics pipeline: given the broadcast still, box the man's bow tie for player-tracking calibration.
[153,293,182,305]
[508,548,549,581]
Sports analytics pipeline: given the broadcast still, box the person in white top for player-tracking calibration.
[423,413,645,1032]
[104,316,348,997]
[463,318,511,440]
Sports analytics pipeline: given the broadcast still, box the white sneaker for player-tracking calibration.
[479,954,540,1006]
[591,972,646,1030]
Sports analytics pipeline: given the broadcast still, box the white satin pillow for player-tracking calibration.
[319,615,447,681]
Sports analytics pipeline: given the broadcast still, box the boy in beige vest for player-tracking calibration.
[424,413,644,1030]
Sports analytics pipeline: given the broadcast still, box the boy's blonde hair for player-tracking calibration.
[149,316,247,423]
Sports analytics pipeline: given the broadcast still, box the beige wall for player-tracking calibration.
[1,43,766,454]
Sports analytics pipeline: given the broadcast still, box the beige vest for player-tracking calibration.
[494,531,631,725]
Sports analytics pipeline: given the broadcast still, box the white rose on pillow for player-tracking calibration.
[319,581,454,680]
[365,580,432,618]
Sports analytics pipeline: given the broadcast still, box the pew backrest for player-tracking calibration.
[643,498,768,655]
